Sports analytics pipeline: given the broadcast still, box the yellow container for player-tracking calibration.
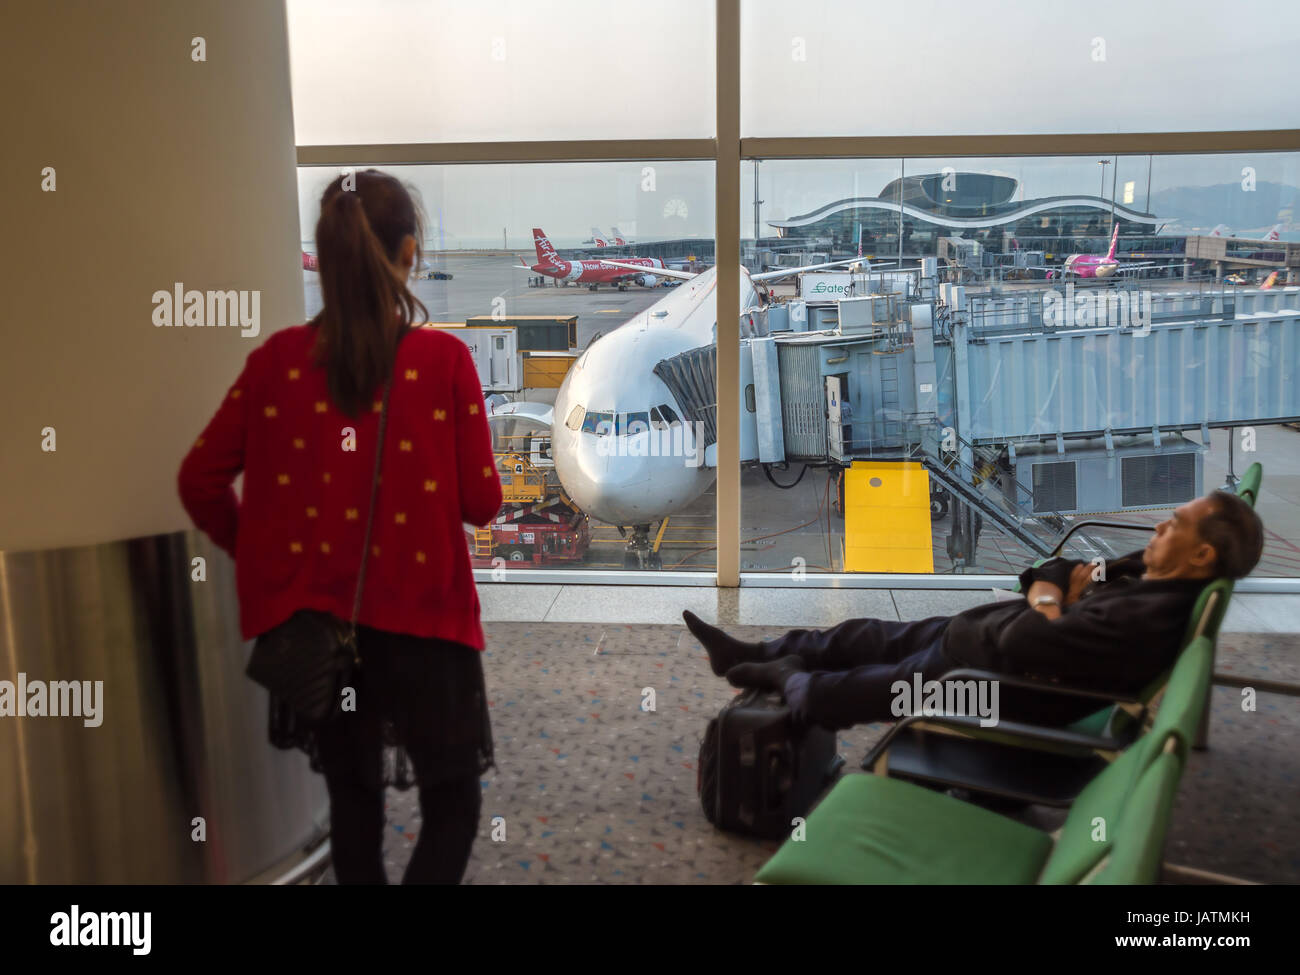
[521,354,576,389]
[843,461,934,573]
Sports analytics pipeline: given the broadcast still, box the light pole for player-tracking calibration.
[1110,156,1118,237]
[1098,159,1111,245]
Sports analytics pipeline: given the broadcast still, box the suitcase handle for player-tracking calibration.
[763,742,795,810]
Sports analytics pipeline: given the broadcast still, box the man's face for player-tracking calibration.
[1143,496,1218,578]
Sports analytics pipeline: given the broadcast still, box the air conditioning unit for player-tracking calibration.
[838,294,898,331]
[1005,434,1204,516]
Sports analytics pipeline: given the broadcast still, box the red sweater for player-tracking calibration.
[178,323,503,648]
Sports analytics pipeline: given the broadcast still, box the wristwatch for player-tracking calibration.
[1033,595,1060,608]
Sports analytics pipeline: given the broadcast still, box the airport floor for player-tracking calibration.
[318,600,1300,885]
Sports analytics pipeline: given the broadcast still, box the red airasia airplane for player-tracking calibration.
[516,228,668,291]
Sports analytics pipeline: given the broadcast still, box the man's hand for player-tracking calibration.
[1025,580,1064,620]
[1064,563,1092,607]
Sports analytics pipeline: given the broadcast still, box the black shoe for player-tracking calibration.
[724,655,806,692]
[682,610,765,677]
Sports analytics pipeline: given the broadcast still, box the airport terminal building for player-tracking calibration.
[767,172,1160,260]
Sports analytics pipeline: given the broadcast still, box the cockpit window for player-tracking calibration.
[657,403,680,425]
[619,411,650,436]
[582,411,614,436]
[565,405,585,431]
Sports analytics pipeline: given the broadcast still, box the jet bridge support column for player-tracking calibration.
[949,287,973,476]
[911,302,938,421]
[947,287,979,569]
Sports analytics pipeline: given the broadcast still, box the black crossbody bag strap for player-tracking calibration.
[343,375,393,662]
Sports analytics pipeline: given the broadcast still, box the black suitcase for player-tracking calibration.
[698,688,844,840]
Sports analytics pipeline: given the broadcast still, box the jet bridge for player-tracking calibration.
[748,272,1300,564]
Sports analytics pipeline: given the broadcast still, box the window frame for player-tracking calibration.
[296,0,1300,591]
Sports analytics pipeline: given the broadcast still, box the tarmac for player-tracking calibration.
[303,256,1300,577]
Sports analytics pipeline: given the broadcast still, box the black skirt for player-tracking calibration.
[267,625,495,790]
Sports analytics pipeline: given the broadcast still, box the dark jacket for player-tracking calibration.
[939,551,1206,724]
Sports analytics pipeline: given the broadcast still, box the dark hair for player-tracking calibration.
[311,169,429,417]
[1198,490,1265,579]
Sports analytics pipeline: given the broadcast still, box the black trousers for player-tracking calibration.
[313,627,490,884]
[760,616,952,730]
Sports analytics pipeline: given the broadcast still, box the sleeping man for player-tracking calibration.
[684,491,1263,730]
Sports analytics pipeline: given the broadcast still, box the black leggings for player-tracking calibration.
[313,628,491,884]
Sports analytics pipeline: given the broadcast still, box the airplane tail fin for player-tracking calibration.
[1262,270,1279,289]
[1266,224,1282,241]
[534,228,561,264]
[610,227,627,245]
[590,226,608,247]
[1210,224,1228,237]
[1106,223,1120,261]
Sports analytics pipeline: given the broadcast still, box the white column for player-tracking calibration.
[0,0,304,552]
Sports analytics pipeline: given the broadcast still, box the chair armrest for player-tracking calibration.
[903,713,1123,751]
[937,667,1144,706]
[861,710,1127,773]
[1050,519,1153,558]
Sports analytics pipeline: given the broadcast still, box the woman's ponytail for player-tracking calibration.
[311,171,428,417]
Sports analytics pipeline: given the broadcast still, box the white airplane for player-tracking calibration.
[1209,223,1282,241]
[487,255,881,567]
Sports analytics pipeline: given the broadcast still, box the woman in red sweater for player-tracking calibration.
[178,169,503,884]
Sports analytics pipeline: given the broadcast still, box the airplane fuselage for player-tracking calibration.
[531,256,666,286]
[549,266,763,526]
[1062,254,1118,279]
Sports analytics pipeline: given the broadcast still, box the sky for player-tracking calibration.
[288,0,1300,247]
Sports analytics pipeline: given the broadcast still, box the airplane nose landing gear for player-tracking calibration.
[622,523,663,570]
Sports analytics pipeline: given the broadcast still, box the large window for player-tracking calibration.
[287,0,714,144]
[298,161,718,572]
[289,0,1300,585]
[741,0,1300,137]
[737,151,1299,576]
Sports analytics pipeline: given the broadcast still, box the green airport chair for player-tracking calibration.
[755,735,1185,885]
[858,464,1261,804]
[1085,751,1184,885]
[1234,462,1262,508]
[860,583,1228,807]
[754,638,1211,885]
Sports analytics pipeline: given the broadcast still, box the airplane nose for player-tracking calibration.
[566,435,655,523]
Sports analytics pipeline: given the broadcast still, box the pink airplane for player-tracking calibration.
[1045,224,1162,279]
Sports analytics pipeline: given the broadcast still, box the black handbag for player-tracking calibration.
[245,377,392,728]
